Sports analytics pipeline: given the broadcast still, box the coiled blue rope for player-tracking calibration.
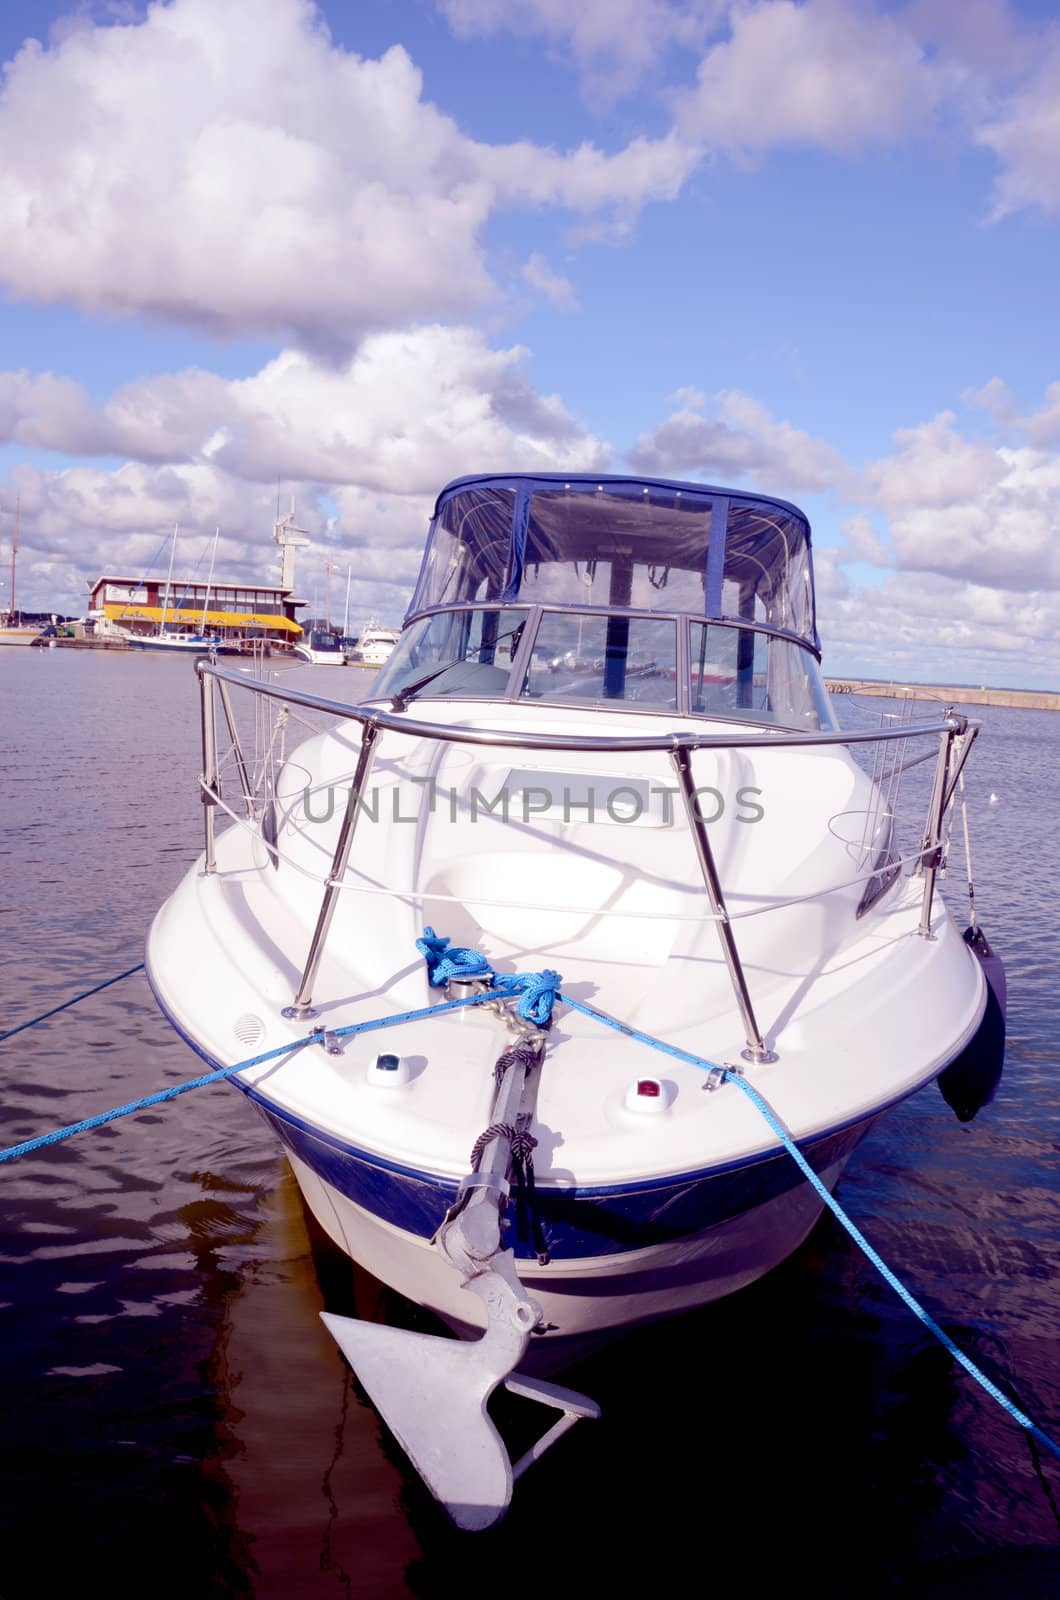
[490,969,563,1025]
[416,927,493,987]
[415,929,561,1025]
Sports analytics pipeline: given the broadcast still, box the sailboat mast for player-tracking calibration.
[8,495,19,623]
[160,523,177,635]
[201,527,219,634]
[343,565,351,635]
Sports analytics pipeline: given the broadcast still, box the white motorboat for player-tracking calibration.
[147,472,1000,1529]
[0,622,44,646]
[347,622,400,667]
[293,627,345,665]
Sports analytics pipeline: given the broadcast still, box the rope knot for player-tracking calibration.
[491,968,563,1026]
[415,926,493,988]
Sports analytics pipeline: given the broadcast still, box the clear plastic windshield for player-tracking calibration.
[372,606,835,727]
[371,608,527,703]
[408,477,818,651]
[688,623,835,730]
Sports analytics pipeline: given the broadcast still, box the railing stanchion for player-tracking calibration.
[199,666,218,874]
[670,746,777,1064]
[216,678,255,818]
[917,724,955,939]
[282,720,381,1020]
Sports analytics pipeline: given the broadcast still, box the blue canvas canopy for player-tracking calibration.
[407,473,820,654]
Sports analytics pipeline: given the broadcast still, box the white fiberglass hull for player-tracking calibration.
[286,1141,857,1363]
[293,648,345,665]
[147,690,987,1366]
[0,626,41,646]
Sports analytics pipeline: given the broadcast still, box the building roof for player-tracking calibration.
[89,574,297,597]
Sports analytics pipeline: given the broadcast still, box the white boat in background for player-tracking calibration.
[293,627,344,665]
[1,494,43,645]
[0,622,43,646]
[147,472,1002,1530]
[347,622,399,667]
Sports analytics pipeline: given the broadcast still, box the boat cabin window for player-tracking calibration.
[516,489,713,616]
[372,607,526,702]
[375,607,835,726]
[521,614,677,710]
[689,623,834,729]
[309,629,341,651]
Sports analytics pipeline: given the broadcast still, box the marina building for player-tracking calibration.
[87,574,305,648]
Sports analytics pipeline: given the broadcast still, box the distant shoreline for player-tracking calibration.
[825,679,1060,711]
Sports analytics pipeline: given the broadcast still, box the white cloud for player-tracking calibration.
[676,0,941,155]
[977,37,1060,217]
[627,386,848,492]
[863,410,1060,590]
[821,569,1060,687]
[1017,383,1060,448]
[837,514,890,566]
[0,326,609,489]
[0,324,610,616]
[0,0,695,344]
[962,376,1017,425]
[438,0,723,96]
[521,252,579,311]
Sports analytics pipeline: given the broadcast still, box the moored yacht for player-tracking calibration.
[0,619,43,646]
[293,627,344,665]
[147,473,998,1528]
[347,622,400,667]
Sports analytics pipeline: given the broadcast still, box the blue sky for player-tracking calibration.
[1,0,1059,685]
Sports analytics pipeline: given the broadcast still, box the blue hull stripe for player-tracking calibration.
[248,1093,877,1260]
[144,958,967,1262]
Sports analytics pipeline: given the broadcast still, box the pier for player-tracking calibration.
[825,679,1060,712]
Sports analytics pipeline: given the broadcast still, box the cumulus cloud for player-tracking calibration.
[837,513,890,566]
[0,325,610,615]
[627,387,848,493]
[1016,383,1060,448]
[0,0,695,344]
[863,410,1060,590]
[439,0,723,96]
[521,252,579,311]
[676,0,941,155]
[822,569,1060,687]
[977,36,1060,217]
[0,326,609,489]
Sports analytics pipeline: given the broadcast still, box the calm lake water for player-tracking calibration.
[1,647,1058,1599]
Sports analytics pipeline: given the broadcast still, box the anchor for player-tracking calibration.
[321,997,599,1531]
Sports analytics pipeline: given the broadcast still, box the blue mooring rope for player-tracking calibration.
[560,990,1059,1465]
[0,986,534,1165]
[0,962,146,1044]
[2,935,1056,1467]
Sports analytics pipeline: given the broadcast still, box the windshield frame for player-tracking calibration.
[369,602,836,730]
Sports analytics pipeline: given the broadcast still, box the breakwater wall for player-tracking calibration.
[825,679,1060,711]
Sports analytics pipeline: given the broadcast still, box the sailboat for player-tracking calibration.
[129,526,221,653]
[0,496,44,646]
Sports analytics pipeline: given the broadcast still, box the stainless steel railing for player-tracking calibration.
[194,659,976,1064]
